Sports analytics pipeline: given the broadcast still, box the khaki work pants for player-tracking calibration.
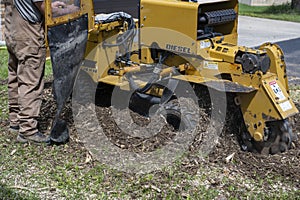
[4,4,46,136]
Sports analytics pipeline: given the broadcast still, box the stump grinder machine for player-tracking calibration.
[45,0,298,154]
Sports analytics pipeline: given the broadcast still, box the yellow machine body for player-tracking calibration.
[44,0,298,154]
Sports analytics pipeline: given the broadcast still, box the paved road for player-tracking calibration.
[277,38,300,79]
[238,16,300,80]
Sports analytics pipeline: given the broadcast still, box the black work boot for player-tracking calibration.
[17,132,50,144]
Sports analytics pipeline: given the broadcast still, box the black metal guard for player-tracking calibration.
[48,14,88,143]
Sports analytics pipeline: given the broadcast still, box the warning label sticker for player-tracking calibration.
[203,61,218,70]
[279,101,293,112]
[269,80,286,101]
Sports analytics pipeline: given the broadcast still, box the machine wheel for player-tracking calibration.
[157,98,199,131]
[225,93,296,155]
[240,119,296,154]
[95,83,115,107]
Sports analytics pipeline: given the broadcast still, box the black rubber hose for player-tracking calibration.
[126,54,169,93]
[126,73,159,93]
[197,32,223,40]
[102,14,136,48]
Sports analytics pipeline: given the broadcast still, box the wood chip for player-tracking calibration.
[225,152,235,163]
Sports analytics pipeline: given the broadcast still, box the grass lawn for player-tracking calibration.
[0,49,9,80]
[239,3,300,22]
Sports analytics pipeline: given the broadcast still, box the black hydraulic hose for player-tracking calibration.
[126,54,169,93]
[197,32,223,48]
[197,32,223,40]
[101,13,136,48]
[100,12,136,64]
[102,28,135,47]
[126,73,159,93]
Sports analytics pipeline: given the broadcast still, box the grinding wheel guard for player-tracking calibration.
[47,14,88,143]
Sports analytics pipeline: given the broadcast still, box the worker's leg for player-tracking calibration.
[7,49,19,129]
[12,6,46,136]
[4,4,19,130]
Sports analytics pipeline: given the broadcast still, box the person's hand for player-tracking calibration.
[51,2,79,17]
[51,1,67,9]
[65,4,80,13]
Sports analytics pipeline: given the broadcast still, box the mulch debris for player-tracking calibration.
[1,80,300,184]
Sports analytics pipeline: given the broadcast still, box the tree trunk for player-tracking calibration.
[292,0,300,11]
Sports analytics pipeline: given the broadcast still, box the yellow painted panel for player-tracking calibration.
[141,0,199,39]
